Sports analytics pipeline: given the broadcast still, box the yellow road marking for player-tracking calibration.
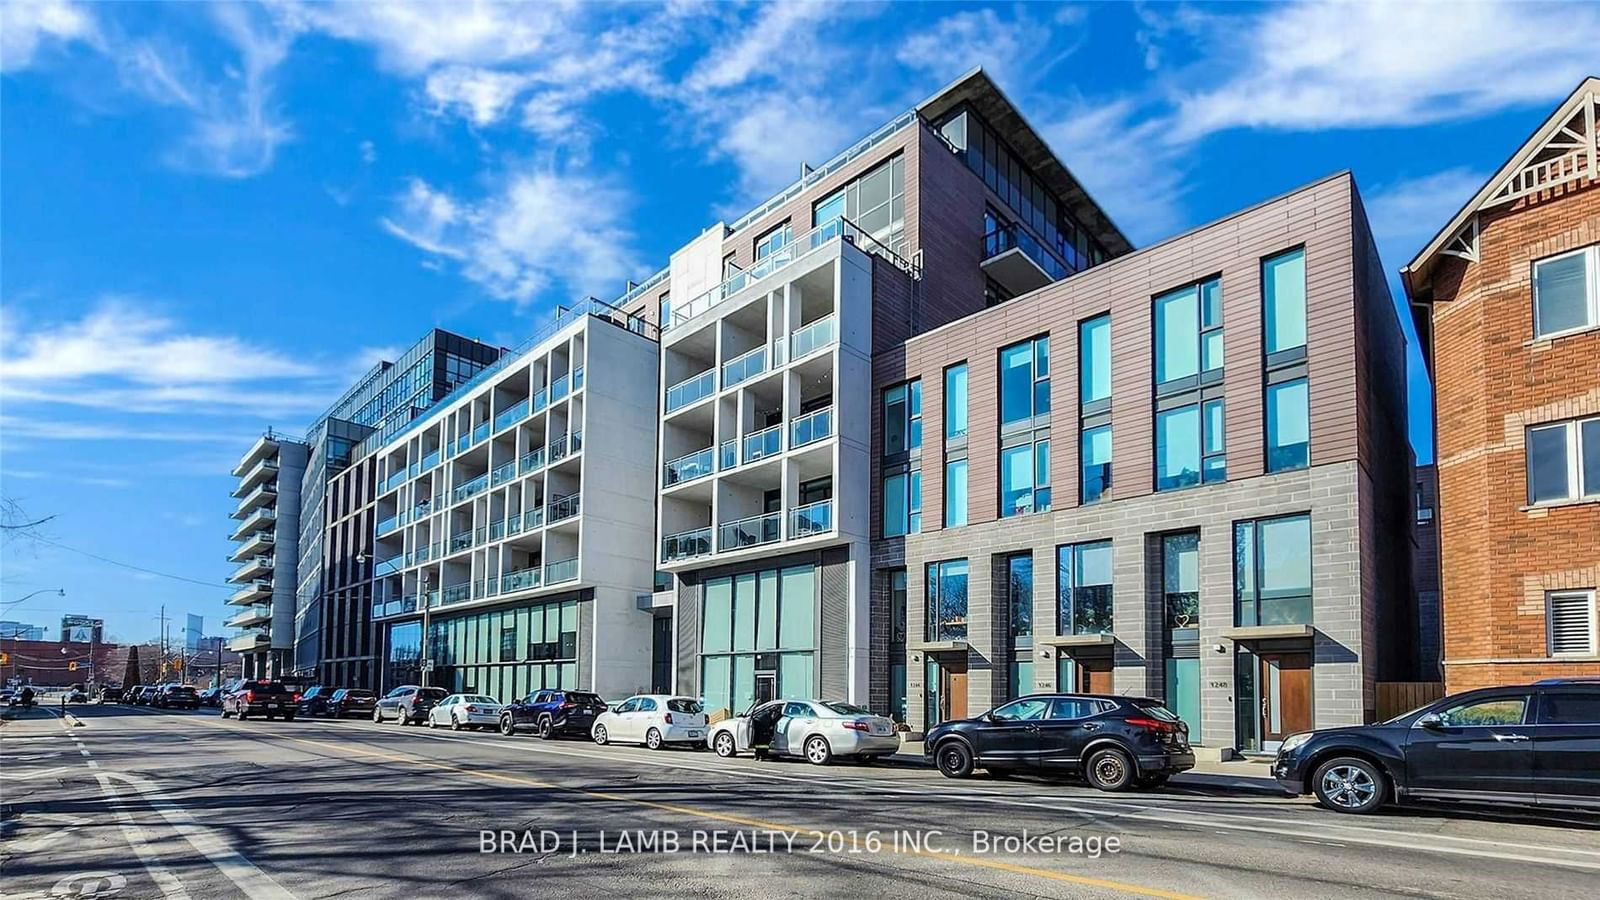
[194,717,1200,900]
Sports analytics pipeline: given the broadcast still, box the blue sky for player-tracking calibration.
[2,0,1596,644]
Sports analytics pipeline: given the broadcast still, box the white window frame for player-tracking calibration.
[1547,589,1598,657]
[1532,244,1600,340]
[1526,415,1600,504]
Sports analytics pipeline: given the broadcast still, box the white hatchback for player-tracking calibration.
[592,695,707,749]
[427,694,504,731]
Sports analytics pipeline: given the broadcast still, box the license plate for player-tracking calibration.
[687,730,702,738]
[265,703,279,709]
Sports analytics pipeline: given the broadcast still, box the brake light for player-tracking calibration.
[663,712,674,724]
[467,705,479,713]
[560,701,575,709]
[245,691,256,703]
[843,720,871,732]
[1124,717,1177,733]
[292,694,302,702]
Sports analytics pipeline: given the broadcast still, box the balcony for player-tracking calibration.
[228,555,274,584]
[226,632,270,653]
[228,531,274,563]
[414,542,437,565]
[662,526,713,563]
[549,492,581,523]
[544,557,579,585]
[421,448,441,472]
[520,446,546,473]
[501,567,542,594]
[441,583,472,606]
[381,468,408,494]
[411,497,436,521]
[550,373,570,404]
[494,399,530,433]
[232,458,278,496]
[491,460,518,487]
[548,431,582,463]
[790,314,837,361]
[448,532,473,554]
[664,447,715,487]
[982,222,1069,297]
[789,499,833,539]
[743,424,783,465]
[790,406,833,449]
[227,580,271,605]
[224,604,271,629]
[230,507,276,541]
[665,369,715,413]
[375,513,401,537]
[232,433,281,477]
[232,483,277,518]
[718,511,782,551]
[523,508,545,530]
[721,345,768,390]
[373,554,405,577]
[453,472,489,504]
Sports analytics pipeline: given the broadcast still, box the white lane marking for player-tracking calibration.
[241,718,1600,872]
[3,752,65,761]
[0,765,76,780]
[96,771,294,900]
[91,773,193,900]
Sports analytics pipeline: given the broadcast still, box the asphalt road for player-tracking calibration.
[3,701,1598,900]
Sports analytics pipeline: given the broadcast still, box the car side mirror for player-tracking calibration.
[1417,713,1443,730]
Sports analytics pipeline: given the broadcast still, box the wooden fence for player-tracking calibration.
[1375,681,1445,720]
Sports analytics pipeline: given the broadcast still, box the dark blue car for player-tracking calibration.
[498,689,608,739]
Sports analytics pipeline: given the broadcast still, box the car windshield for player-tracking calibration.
[667,698,702,713]
[823,701,873,716]
[463,695,496,704]
[419,689,448,700]
[1131,700,1182,721]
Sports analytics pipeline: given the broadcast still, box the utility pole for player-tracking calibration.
[154,605,170,681]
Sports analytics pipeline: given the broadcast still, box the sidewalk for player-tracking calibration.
[889,741,1287,795]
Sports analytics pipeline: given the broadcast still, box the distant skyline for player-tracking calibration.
[4,0,1599,642]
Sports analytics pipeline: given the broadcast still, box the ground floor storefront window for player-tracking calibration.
[700,564,817,717]
[383,597,579,702]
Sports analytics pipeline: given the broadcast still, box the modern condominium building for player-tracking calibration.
[368,301,660,701]
[226,430,309,679]
[1402,77,1600,691]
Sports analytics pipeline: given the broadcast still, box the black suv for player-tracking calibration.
[296,686,340,717]
[498,689,608,738]
[374,685,447,725]
[1275,678,1600,814]
[154,684,199,710]
[221,681,295,721]
[924,694,1195,790]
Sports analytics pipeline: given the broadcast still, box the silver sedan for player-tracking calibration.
[427,694,504,731]
[707,699,901,765]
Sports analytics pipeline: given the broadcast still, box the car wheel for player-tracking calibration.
[499,715,516,737]
[593,724,609,745]
[427,715,438,729]
[645,727,664,750]
[372,709,383,724]
[1085,747,1135,792]
[450,715,462,731]
[804,736,833,766]
[396,708,409,726]
[1313,757,1386,814]
[237,709,248,721]
[221,708,232,719]
[538,718,555,740]
[935,740,974,778]
[713,732,736,758]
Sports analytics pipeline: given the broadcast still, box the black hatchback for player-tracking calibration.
[924,694,1195,791]
[1274,678,1600,814]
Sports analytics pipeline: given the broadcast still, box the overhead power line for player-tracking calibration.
[28,536,235,592]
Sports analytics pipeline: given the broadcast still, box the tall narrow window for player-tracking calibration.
[1156,405,1201,490]
[1234,514,1312,627]
[1263,248,1307,353]
[1056,541,1113,634]
[1007,553,1034,700]
[944,364,968,438]
[1080,315,1110,404]
[1001,439,1051,516]
[1532,245,1598,339]
[1266,378,1310,472]
[925,560,969,642]
[888,569,907,722]
[883,381,922,455]
[882,470,919,537]
[944,458,968,527]
[1000,336,1050,427]
[1081,425,1111,503]
[1154,277,1223,387]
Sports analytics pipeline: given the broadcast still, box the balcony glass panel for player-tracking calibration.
[502,567,542,593]
[524,507,545,529]
[520,447,545,472]
[421,449,441,471]
[665,447,715,486]
[373,554,405,577]
[449,532,473,553]
[718,511,782,551]
[550,374,570,403]
[721,345,767,390]
[743,424,782,463]
[548,434,571,463]
[453,472,489,502]
[572,366,585,391]
[473,422,490,444]
[549,492,581,522]
[790,315,837,360]
[375,514,400,537]
[983,221,1069,280]
[534,388,549,413]
[789,499,832,538]
[545,557,579,584]
[720,440,738,470]
[666,369,715,413]
[662,527,713,562]
[441,583,471,606]
[494,399,529,432]
[790,407,833,448]
[491,460,518,486]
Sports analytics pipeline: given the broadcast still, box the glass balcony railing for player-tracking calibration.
[790,314,837,360]
[520,447,545,473]
[491,460,518,486]
[665,369,715,413]
[550,374,570,403]
[571,430,583,453]
[534,387,549,413]
[549,492,581,523]
[501,567,542,594]
[721,345,767,390]
[524,507,545,529]
[494,399,530,432]
[664,447,715,486]
[544,557,579,585]
[473,422,490,445]
[414,543,433,565]
[790,406,833,448]
[505,513,523,536]
[441,583,471,606]
[421,449,441,471]
[408,462,420,479]
[375,514,400,537]
[473,525,488,547]
[449,532,472,553]
[383,469,407,493]
[720,440,737,471]
[424,589,441,609]
[983,222,1071,281]
[572,366,584,391]
[411,498,433,520]
[661,526,713,563]
[743,423,782,464]
[489,520,507,541]
[373,554,405,577]
[453,472,489,503]
[548,434,571,463]
[718,511,782,551]
[789,499,833,539]
[477,577,500,600]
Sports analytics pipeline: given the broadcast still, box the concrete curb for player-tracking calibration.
[64,713,86,728]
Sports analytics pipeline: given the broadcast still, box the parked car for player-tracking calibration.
[373,685,448,725]
[498,689,608,739]
[708,699,900,765]
[67,689,90,703]
[322,688,377,719]
[0,688,15,705]
[97,686,124,703]
[592,695,707,749]
[136,685,162,705]
[154,684,199,710]
[1274,678,1600,814]
[924,694,1196,791]
[296,686,341,718]
[427,694,504,730]
[197,687,225,708]
[221,681,295,721]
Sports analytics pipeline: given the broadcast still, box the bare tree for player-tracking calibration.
[1,497,56,545]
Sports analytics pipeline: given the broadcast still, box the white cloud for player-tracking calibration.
[1363,167,1488,265]
[284,0,582,74]
[424,66,536,127]
[0,0,97,72]
[897,7,1084,95]
[1167,0,1600,142]
[1038,97,1188,245]
[381,164,641,305]
[0,415,250,443]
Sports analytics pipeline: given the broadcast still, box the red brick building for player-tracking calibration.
[0,638,121,688]
[1403,78,1600,691]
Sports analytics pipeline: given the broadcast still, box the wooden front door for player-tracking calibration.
[1258,652,1312,745]
[1078,655,1114,694]
[940,659,969,722]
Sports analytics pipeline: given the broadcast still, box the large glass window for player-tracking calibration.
[1526,416,1600,504]
[1001,440,1050,516]
[1263,248,1307,353]
[888,569,907,722]
[701,565,816,715]
[1080,315,1110,404]
[1081,425,1111,503]
[944,458,968,527]
[1234,514,1312,626]
[1156,399,1225,490]
[1162,533,1200,636]
[1532,245,1598,338]
[883,381,922,455]
[1056,541,1113,634]
[882,469,921,537]
[925,559,969,642]
[944,364,968,438]
[1266,378,1310,472]
[1000,336,1050,427]
[755,221,792,260]
[1008,553,1033,643]
[1154,278,1222,385]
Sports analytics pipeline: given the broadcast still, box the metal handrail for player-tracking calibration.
[661,526,713,562]
[549,492,581,522]
[717,511,782,551]
[664,447,715,486]
[743,423,783,464]
[790,406,833,448]
[721,345,767,390]
[665,369,715,412]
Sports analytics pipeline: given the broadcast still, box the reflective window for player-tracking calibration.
[944,364,968,438]
[1007,554,1033,642]
[755,222,792,260]
[1079,315,1110,403]
[1266,379,1309,472]
[944,458,968,527]
[1156,405,1201,490]
[1000,336,1050,427]
[883,381,922,455]
[1081,425,1111,503]
[1001,440,1050,517]
[1163,533,1200,633]
[1533,245,1598,338]
[1436,698,1527,727]
[991,697,1050,721]
[1526,416,1600,504]
[1234,514,1312,626]
[882,470,921,537]
[1057,541,1113,634]
[1263,248,1307,353]
[926,559,969,642]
